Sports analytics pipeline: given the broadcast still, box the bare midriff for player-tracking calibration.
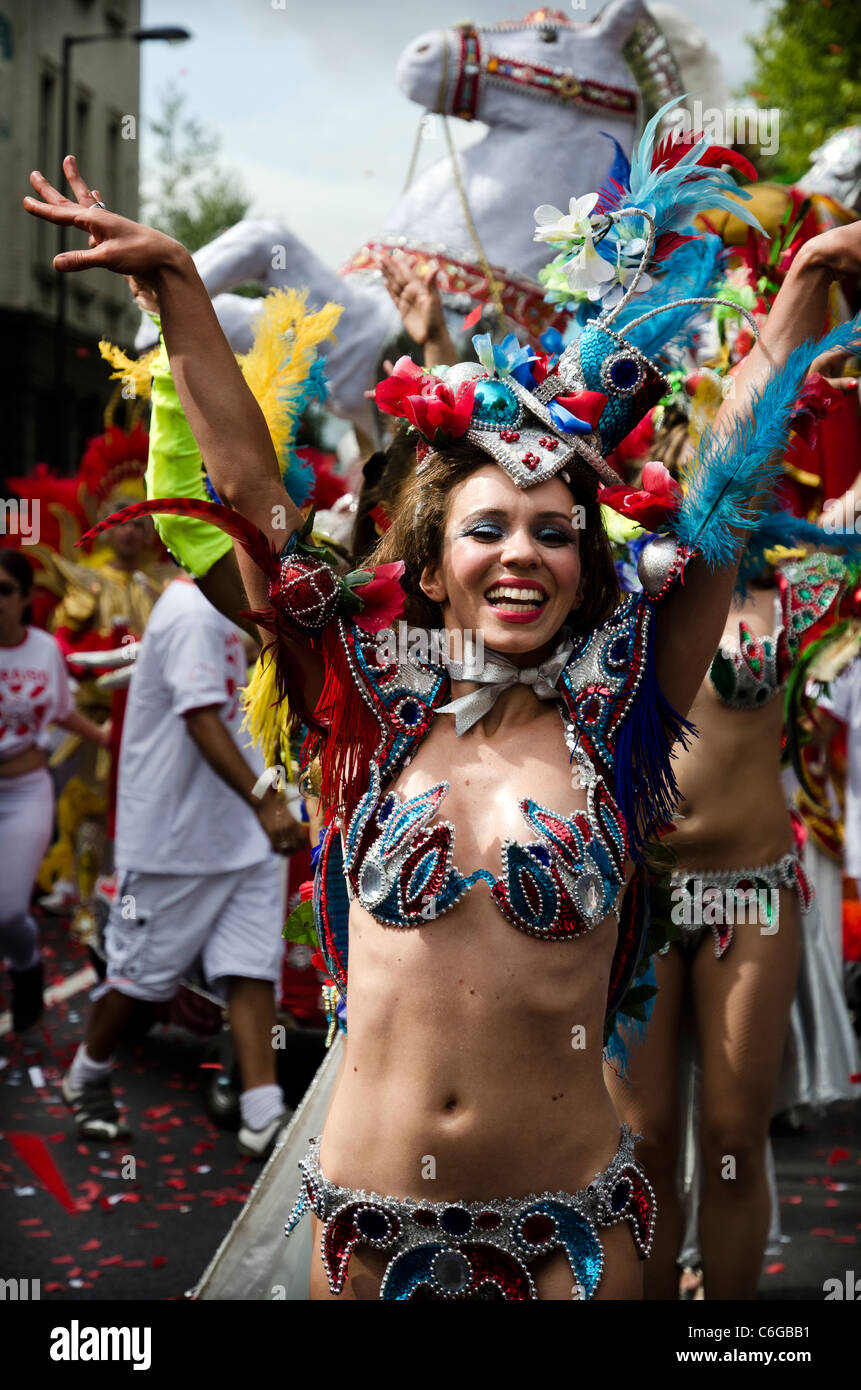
[319,698,631,1203]
[0,745,47,778]
[665,587,793,868]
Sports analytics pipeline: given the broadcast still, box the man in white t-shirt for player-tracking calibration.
[62,577,304,1156]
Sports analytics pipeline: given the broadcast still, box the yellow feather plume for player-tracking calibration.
[236,289,342,468]
[240,648,294,765]
[98,341,159,401]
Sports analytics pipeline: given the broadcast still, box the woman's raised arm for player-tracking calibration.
[653,220,861,717]
[23,157,298,608]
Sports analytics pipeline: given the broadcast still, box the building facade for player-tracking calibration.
[0,0,142,477]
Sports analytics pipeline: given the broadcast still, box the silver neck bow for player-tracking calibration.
[437,629,573,736]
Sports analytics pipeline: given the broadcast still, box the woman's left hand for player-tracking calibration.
[23,155,183,287]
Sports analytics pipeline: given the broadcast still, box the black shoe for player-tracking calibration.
[66,1075,131,1141]
[9,960,44,1033]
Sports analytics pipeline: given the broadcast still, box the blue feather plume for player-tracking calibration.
[615,235,726,364]
[625,97,763,238]
[676,316,861,569]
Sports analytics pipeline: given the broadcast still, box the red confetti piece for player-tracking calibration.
[28,1230,52,1238]
[8,1133,78,1214]
[144,1105,173,1120]
[97,1255,124,1266]
[827,1148,850,1165]
[80,1239,101,1251]
[43,1283,65,1293]
[462,303,483,331]
[811,1227,835,1236]
[157,1155,176,1164]
[123,1259,145,1268]
[782,1196,803,1205]
[164,1177,186,1190]
[765,1262,785,1275]
[75,1179,104,1210]
[151,1256,167,1269]
[833,1235,856,1244]
[18,1218,41,1227]
[198,1063,223,1070]
[849,1073,861,1083]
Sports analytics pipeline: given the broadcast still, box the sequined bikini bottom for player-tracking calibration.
[669,852,813,960]
[285,1125,655,1300]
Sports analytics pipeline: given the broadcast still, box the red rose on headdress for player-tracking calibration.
[375,357,476,444]
[599,461,682,529]
[352,561,406,634]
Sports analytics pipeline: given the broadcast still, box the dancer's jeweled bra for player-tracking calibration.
[707,554,844,709]
[313,585,678,1024]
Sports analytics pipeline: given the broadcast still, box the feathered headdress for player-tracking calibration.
[373,100,764,491]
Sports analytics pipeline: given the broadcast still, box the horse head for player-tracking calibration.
[396,1,660,132]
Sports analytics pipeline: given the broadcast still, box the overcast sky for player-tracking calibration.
[139,0,776,268]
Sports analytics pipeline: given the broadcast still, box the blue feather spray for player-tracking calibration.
[677,316,861,569]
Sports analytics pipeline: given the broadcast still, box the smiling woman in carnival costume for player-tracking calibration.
[24,100,861,1299]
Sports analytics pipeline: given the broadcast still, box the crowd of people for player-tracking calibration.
[3,78,861,1302]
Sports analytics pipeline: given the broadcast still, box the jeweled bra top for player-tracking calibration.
[312,584,689,1015]
[707,554,844,711]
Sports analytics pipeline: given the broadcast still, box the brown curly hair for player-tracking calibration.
[368,442,620,636]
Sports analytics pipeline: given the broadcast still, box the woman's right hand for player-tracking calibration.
[23,155,186,284]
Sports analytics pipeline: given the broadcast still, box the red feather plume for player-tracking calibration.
[653,131,758,184]
[79,497,278,579]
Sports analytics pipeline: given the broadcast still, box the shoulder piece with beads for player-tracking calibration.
[339,621,452,777]
[559,594,650,783]
[778,553,845,660]
[561,575,693,858]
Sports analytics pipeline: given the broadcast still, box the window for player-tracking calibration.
[107,114,121,207]
[36,71,56,258]
[74,90,91,172]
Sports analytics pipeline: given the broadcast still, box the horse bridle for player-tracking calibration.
[443,16,639,123]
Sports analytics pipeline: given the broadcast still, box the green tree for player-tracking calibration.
[744,0,861,182]
[144,86,252,255]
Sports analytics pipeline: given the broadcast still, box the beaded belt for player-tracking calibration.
[669,851,814,959]
[285,1124,655,1300]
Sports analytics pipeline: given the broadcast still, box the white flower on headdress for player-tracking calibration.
[533,193,601,246]
[589,262,654,310]
[564,233,616,293]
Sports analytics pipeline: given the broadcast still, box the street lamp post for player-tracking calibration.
[53,26,191,472]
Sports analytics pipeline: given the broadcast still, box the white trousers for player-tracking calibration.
[0,767,54,969]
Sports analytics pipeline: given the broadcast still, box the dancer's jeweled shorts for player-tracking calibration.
[669,851,813,960]
[285,1124,655,1300]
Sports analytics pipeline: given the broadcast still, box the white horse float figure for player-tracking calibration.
[137,1,728,430]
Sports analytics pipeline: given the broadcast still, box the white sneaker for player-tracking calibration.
[237,1110,290,1160]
